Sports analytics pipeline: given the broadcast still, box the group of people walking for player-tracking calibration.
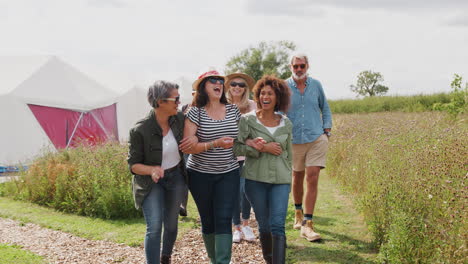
[127,53,333,264]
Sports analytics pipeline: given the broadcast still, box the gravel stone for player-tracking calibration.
[0,217,265,263]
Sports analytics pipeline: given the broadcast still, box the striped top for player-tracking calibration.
[186,104,241,174]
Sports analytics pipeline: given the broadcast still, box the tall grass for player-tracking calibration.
[327,112,467,263]
[2,142,139,219]
[329,93,452,113]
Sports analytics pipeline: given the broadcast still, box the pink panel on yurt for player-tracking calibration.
[90,104,119,141]
[28,104,118,149]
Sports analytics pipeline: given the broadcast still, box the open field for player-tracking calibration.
[328,112,467,263]
[1,111,465,263]
[329,93,452,113]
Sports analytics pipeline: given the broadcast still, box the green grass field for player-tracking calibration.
[0,170,377,263]
[0,243,45,264]
[329,93,452,113]
[1,108,465,263]
[327,112,467,263]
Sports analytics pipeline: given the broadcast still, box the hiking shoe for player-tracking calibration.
[293,209,303,230]
[233,230,242,243]
[241,226,256,241]
[300,220,321,242]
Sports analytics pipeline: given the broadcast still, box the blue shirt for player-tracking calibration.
[286,76,332,144]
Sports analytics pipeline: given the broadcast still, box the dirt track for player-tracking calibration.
[0,217,264,264]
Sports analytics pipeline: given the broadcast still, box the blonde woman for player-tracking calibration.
[225,73,257,243]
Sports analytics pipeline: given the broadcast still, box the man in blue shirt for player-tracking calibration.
[286,54,332,242]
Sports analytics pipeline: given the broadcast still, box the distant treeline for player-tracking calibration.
[329,93,452,113]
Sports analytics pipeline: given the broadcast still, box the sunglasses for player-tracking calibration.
[292,64,307,69]
[230,81,247,88]
[207,77,225,84]
[163,96,180,103]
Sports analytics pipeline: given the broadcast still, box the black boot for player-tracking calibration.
[179,206,187,217]
[160,255,171,264]
[272,235,286,264]
[259,232,272,264]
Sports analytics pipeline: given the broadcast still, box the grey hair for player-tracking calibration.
[147,80,179,108]
[290,53,309,65]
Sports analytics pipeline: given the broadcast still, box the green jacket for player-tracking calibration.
[127,110,186,210]
[233,112,293,184]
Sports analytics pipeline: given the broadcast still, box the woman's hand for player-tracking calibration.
[151,166,165,183]
[263,142,282,156]
[179,135,198,153]
[216,137,235,149]
[246,137,266,151]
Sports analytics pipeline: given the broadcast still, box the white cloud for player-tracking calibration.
[0,1,467,99]
[246,0,325,16]
[314,0,468,10]
[445,14,468,27]
[247,0,468,14]
[87,0,127,8]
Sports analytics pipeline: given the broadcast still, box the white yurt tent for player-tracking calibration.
[0,56,118,165]
[115,76,195,142]
[175,76,195,106]
[116,85,150,141]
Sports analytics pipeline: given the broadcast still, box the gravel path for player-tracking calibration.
[0,217,264,264]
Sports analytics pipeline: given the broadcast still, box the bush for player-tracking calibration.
[2,142,140,219]
[327,112,467,263]
[433,74,468,118]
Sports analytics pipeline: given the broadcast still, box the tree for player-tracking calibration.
[350,70,389,97]
[225,41,296,81]
[433,73,467,118]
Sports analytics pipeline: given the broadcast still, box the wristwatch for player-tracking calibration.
[324,131,331,137]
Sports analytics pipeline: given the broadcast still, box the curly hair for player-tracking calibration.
[192,78,228,108]
[252,75,290,112]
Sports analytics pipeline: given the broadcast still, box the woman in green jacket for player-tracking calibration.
[234,75,292,264]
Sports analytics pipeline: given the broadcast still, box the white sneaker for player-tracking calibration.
[241,226,256,241]
[233,230,242,243]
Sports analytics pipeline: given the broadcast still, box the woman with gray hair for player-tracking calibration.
[128,80,196,264]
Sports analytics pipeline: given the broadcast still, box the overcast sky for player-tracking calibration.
[1,0,467,100]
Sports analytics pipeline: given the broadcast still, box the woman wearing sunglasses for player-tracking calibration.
[225,73,257,244]
[128,80,196,264]
[181,70,241,264]
[234,75,292,264]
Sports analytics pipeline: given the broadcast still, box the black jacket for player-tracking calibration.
[127,109,186,209]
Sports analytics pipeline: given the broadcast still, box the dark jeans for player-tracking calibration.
[245,179,291,236]
[188,168,240,234]
[232,161,252,225]
[180,154,190,210]
[141,168,186,264]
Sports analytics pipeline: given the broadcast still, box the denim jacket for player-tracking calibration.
[127,110,186,209]
[233,112,293,184]
[286,77,332,144]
